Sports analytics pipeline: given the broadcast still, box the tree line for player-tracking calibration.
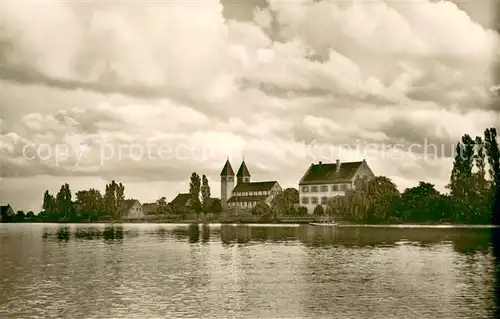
[248,127,499,225]
[324,127,499,224]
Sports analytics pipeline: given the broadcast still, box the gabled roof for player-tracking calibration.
[299,161,364,185]
[170,193,192,207]
[121,199,140,213]
[236,160,251,177]
[220,159,235,176]
[142,203,159,215]
[1,205,14,216]
[232,181,277,192]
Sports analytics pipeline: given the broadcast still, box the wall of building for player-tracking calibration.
[299,183,353,214]
[221,175,235,208]
[124,202,144,219]
[298,162,375,214]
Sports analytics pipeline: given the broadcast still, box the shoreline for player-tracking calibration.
[2,220,499,227]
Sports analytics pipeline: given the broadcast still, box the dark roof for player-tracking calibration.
[170,193,192,207]
[299,161,364,185]
[220,159,235,176]
[232,181,277,192]
[121,199,140,213]
[142,203,159,215]
[236,160,251,177]
[227,195,268,203]
[1,205,14,216]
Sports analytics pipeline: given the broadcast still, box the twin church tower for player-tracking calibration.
[220,158,250,207]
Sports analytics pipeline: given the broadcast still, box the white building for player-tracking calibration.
[298,159,375,214]
[121,199,144,220]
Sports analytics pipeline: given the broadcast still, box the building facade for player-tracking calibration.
[220,159,282,210]
[298,159,375,214]
[121,199,144,220]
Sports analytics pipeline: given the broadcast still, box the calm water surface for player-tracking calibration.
[1,223,499,318]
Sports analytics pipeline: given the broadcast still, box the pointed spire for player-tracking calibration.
[220,158,234,176]
[236,160,251,177]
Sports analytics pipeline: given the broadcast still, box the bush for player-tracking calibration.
[313,205,324,216]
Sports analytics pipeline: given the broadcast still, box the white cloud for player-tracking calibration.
[0,0,498,211]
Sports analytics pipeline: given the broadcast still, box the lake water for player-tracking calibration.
[1,223,499,318]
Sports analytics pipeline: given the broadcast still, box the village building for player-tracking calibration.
[120,199,144,220]
[169,193,192,209]
[142,202,161,220]
[220,159,282,210]
[298,159,375,214]
[0,204,15,221]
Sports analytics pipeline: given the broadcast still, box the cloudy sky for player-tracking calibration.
[1,0,499,212]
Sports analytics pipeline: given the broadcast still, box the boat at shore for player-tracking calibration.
[309,221,337,226]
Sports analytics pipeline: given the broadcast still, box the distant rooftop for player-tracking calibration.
[299,160,365,185]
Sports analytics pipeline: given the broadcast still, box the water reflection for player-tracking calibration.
[43,225,126,242]
[3,223,498,318]
[493,228,500,319]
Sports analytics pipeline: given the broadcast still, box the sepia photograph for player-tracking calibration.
[1,0,499,318]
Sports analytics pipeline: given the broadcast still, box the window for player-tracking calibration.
[302,186,309,192]
[311,197,318,204]
[311,186,318,192]
[228,176,233,181]
[320,185,328,192]
[321,197,328,205]
[332,185,338,191]
[301,197,309,204]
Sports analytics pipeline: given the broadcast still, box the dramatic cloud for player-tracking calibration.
[0,0,498,212]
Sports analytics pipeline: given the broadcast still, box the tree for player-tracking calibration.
[270,192,286,217]
[201,175,211,214]
[297,206,308,215]
[75,189,103,221]
[104,181,125,220]
[251,202,270,216]
[210,199,223,215]
[55,183,74,221]
[26,211,35,219]
[475,136,487,187]
[397,182,442,222]
[283,188,299,205]
[313,205,324,216]
[156,197,172,216]
[484,127,500,224]
[42,190,56,219]
[189,173,202,218]
[363,176,400,221]
[16,210,25,221]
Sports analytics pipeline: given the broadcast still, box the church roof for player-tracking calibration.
[299,161,366,185]
[232,181,277,192]
[220,159,235,176]
[236,160,251,177]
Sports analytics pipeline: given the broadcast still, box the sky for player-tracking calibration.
[1,0,499,213]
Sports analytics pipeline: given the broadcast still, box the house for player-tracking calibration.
[1,204,15,221]
[142,203,160,219]
[298,159,375,214]
[120,199,144,220]
[221,158,282,210]
[169,193,192,208]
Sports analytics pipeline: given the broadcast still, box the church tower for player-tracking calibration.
[236,160,251,185]
[220,158,235,208]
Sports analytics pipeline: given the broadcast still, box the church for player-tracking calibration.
[220,158,282,210]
